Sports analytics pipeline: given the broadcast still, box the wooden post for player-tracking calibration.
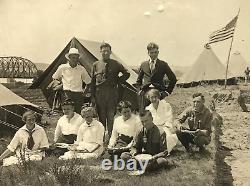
[224,8,240,89]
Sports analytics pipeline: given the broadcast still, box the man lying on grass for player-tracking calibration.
[0,111,49,166]
[175,93,212,153]
[120,110,169,173]
[60,105,105,160]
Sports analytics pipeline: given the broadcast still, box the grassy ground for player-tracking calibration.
[0,86,219,186]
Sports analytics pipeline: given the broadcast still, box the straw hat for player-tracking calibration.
[65,48,80,59]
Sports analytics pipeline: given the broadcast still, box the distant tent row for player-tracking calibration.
[30,37,139,110]
[0,83,42,133]
[227,51,250,78]
[176,46,250,87]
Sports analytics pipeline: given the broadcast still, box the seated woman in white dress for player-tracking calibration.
[54,99,84,144]
[0,111,49,166]
[108,101,142,159]
[145,89,178,154]
[60,106,104,160]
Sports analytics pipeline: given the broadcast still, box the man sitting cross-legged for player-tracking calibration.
[60,105,105,160]
[175,93,212,153]
[121,110,169,173]
[0,111,49,166]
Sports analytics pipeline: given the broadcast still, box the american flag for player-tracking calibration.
[208,15,238,44]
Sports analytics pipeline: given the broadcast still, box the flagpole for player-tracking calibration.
[224,8,240,89]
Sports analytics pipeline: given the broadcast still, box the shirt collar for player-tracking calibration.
[66,62,79,68]
[149,58,157,63]
[20,124,41,132]
[83,119,97,127]
[64,112,78,121]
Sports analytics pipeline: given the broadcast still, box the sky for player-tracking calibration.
[0,0,249,67]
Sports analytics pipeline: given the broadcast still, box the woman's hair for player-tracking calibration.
[22,110,36,122]
[146,89,161,100]
[117,101,132,113]
[81,106,95,117]
[62,99,74,107]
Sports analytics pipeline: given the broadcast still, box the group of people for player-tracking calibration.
[0,42,213,172]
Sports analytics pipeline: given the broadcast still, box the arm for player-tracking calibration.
[39,129,49,149]
[54,122,62,143]
[52,65,63,81]
[87,123,104,152]
[118,63,130,83]
[136,65,144,88]
[90,64,96,101]
[130,129,143,155]
[76,125,84,144]
[164,63,177,94]
[163,102,174,129]
[0,149,14,162]
[198,111,212,136]
[108,120,118,148]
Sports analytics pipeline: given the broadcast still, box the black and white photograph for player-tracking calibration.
[0,0,250,185]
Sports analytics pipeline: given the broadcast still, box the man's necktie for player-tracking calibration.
[150,61,155,73]
[27,130,35,150]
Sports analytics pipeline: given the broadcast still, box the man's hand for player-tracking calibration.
[91,97,96,105]
[195,129,207,135]
[130,148,137,157]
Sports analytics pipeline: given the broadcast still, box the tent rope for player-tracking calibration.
[19,105,43,116]
[0,120,19,130]
[0,106,23,119]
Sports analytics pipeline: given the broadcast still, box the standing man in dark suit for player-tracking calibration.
[136,42,177,112]
[91,43,130,137]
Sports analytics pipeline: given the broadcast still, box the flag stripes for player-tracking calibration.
[208,15,238,44]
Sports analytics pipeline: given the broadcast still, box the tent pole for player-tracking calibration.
[224,8,240,89]
[224,37,234,89]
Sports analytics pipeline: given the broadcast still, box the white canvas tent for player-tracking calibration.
[178,47,235,87]
[0,83,42,131]
[227,51,249,77]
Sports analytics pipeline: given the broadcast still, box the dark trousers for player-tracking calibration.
[176,131,211,150]
[64,90,90,114]
[95,86,119,135]
[46,134,77,157]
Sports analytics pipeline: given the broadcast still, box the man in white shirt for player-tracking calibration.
[60,106,104,160]
[52,47,91,113]
[54,99,84,144]
[0,111,49,166]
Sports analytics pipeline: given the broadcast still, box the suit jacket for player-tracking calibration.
[136,59,177,94]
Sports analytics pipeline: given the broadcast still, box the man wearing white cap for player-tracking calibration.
[52,48,91,113]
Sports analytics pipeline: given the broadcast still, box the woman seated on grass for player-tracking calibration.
[0,111,49,166]
[60,105,105,160]
[108,101,142,159]
[145,89,178,154]
[54,99,84,144]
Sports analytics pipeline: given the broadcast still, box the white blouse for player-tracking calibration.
[54,112,84,142]
[146,100,173,128]
[109,114,142,147]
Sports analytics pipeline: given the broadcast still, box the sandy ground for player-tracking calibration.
[215,87,250,186]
